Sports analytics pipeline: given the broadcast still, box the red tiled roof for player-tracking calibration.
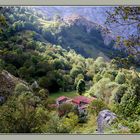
[57,96,68,102]
[72,96,95,104]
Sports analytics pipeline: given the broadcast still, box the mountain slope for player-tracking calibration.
[37,14,125,59]
[35,6,137,39]
[1,7,140,134]
[0,7,127,60]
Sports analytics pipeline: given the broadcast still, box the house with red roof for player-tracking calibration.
[54,95,97,117]
[72,96,96,107]
[56,95,96,109]
[56,96,72,105]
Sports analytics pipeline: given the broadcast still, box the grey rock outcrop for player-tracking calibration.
[97,109,116,133]
[64,15,113,46]
[31,81,39,90]
[0,70,28,97]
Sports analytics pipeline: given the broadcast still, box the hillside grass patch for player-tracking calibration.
[49,91,77,100]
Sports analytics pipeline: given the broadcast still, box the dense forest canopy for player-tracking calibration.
[0,6,140,133]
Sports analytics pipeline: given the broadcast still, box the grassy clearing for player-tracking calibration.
[39,19,61,28]
[49,91,78,100]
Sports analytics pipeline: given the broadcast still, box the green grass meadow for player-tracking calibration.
[49,91,78,100]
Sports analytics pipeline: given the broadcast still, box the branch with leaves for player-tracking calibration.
[106,6,140,58]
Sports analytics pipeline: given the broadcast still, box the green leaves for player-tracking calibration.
[58,103,75,117]
[76,79,86,95]
[89,99,107,115]
[106,6,140,58]
[115,72,126,84]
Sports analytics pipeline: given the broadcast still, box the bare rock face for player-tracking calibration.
[31,81,39,90]
[97,109,116,133]
[0,70,27,97]
[64,15,113,46]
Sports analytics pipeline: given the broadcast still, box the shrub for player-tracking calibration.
[95,57,105,64]
[58,103,75,117]
[14,83,30,95]
[58,112,78,133]
[129,120,140,133]
[76,79,85,95]
[93,73,102,83]
[38,76,48,89]
[89,78,111,100]
[70,67,83,79]
[110,84,127,104]
[38,89,49,100]
[89,99,107,115]
[116,91,138,119]
[115,72,126,84]
[45,112,60,133]
[103,70,116,81]
[74,74,84,86]
[44,98,56,110]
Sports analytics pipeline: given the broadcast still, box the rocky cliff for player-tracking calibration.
[0,70,28,97]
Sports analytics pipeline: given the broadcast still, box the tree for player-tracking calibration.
[111,57,134,69]
[31,106,50,132]
[58,112,78,133]
[0,59,5,71]
[114,74,140,119]
[58,103,75,117]
[0,11,7,33]
[44,98,56,111]
[14,83,30,96]
[38,89,49,100]
[0,92,45,133]
[115,72,126,84]
[5,64,17,76]
[70,66,83,79]
[110,84,127,104]
[76,79,86,95]
[74,74,84,87]
[18,67,29,79]
[38,76,48,89]
[106,6,140,59]
[116,90,138,119]
[93,73,102,83]
[89,99,107,115]
[53,59,65,70]
[45,112,60,133]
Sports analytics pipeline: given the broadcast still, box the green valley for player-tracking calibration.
[0,6,140,134]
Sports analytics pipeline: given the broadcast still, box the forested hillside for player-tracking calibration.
[0,7,127,58]
[0,6,140,133]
